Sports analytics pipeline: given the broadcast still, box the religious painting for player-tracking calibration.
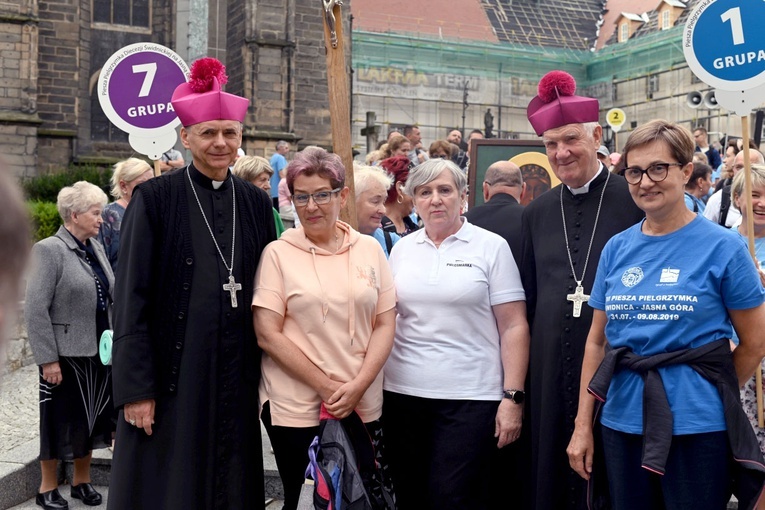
[468,139,557,208]
[509,151,559,206]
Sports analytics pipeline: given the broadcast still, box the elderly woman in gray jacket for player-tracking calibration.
[26,181,115,510]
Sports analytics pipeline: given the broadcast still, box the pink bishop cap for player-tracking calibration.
[171,57,249,127]
[527,70,599,136]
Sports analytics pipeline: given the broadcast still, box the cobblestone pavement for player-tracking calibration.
[0,365,38,453]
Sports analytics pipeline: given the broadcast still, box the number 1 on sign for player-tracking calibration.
[721,7,744,46]
[132,63,157,97]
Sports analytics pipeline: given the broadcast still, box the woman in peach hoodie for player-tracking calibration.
[253,146,396,510]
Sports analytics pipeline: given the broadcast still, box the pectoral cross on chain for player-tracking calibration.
[223,275,242,308]
[566,284,590,318]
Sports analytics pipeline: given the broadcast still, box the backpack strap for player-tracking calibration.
[719,185,732,227]
[383,229,393,254]
[684,192,699,213]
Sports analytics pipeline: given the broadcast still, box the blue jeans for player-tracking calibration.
[601,425,732,510]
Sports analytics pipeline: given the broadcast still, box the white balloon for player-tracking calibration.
[129,130,178,160]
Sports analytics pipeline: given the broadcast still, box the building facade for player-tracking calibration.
[2,0,761,176]
[350,0,760,155]
[1,0,346,177]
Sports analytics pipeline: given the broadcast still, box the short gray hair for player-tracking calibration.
[404,159,467,197]
[57,181,108,223]
[110,158,152,199]
[276,140,289,150]
[582,122,598,137]
[353,164,393,197]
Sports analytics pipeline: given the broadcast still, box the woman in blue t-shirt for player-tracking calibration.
[733,164,765,498]
[683,161,712,214]
[567,120,765,510]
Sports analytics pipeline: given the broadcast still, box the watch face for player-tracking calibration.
[513,391,525,404]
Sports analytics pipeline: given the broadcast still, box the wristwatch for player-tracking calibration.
[503,389,525,404]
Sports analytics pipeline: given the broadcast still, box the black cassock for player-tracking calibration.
[520,168,643,510]
[108,166,275,510]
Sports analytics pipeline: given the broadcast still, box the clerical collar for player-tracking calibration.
[188,163,231,191]
[567,164,605,195]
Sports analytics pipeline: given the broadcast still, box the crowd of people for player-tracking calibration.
[11,58,765,510]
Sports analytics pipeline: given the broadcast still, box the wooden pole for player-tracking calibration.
[321,0,357,229]
[153,159,162,177]
[740,116,764,429]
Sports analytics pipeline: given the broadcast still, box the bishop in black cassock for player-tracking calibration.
[520,71,643,510]
[108,58,276,510]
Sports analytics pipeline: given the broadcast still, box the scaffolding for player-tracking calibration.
[350,22,753,154]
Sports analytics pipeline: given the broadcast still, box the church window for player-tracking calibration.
[92,0,150,28]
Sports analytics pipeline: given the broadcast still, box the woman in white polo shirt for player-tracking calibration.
[384,158,530,510]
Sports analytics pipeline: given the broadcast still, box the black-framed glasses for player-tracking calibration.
[293,188,341,207]
[623,162,683,185]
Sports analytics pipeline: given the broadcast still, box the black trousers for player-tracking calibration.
[383,391,499,510]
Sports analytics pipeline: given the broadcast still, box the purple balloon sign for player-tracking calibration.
[98,43,189,157]
[108,52,185,129]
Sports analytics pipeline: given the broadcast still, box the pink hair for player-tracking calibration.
[286,146,345,194]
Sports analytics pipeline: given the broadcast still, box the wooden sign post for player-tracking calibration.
[685,0,765,427]
[321,0,357,229]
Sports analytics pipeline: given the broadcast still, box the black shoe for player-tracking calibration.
[35,488,68,510]
[70,483,102,506]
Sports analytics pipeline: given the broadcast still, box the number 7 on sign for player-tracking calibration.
[132,63,157,97]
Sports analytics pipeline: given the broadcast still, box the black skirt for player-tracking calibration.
[39,314,114,460]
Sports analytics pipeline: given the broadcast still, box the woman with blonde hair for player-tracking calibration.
[354,164,400,257]
[732,164,765,510]
[99,158,153,273]
[232,155,286,237]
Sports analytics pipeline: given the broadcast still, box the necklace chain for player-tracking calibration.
[186,168,236,276]
[560,170,610,286]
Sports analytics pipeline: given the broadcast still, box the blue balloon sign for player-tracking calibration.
[684,0,765,91]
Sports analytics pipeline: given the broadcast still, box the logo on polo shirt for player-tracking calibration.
[621,267,644,287]
[660,267,680,283]
[446,259,472,268]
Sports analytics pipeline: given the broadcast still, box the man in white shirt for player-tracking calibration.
[704,149,764,227]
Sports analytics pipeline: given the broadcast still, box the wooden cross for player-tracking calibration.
[320,0,357,229]
[223,275,242,308]
[566,284,590,318]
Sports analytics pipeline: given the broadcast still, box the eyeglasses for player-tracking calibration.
[623,162,683,185]
[293,188,342,207]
